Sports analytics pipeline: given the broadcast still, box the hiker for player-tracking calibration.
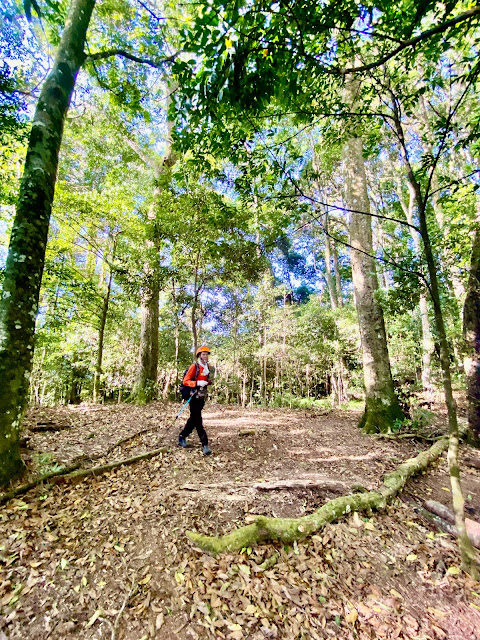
[178,345,213,455]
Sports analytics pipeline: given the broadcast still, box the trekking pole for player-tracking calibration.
[154,391,196,444]
[175,391,196,421]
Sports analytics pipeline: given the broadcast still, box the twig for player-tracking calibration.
[112,574,138,640]
[103,426,159,456]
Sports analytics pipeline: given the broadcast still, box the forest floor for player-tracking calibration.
[1,400,480,640]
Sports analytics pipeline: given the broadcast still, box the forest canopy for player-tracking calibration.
[0,0,479,422]
[0,1,479,573]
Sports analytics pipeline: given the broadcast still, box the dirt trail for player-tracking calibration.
[1,402,480,639]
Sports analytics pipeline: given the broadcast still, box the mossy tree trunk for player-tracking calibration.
[343,134,403,433]
[463,225,480,446]
[391,101,478,576]
[0,0,96,486]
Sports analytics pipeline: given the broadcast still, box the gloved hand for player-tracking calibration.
[196,380,208,387]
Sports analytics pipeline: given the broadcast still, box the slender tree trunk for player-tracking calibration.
[416,180,478,576]
[332,240,343,307]
[419,294,434,394]
[162,370,172,398]
[172,280,180,390]
[263,324,267,404]
[93,267,113,403]
[463,224,480,446]
[419,98,465,310]
[395,103,478,573]
[324,218,338,310]
[0,0,96,485]
[343,135,403,433]
[135,286,160,403]
[191,253,201,355]
[397,180,434,394]
[131,86,176,404]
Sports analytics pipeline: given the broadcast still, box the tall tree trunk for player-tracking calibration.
[392,106,478,576]
[332,239,343,307]
[397,180,434,394]
[417,98,464,345]
[0,0,96,485]
[343,136,403,433]
[324,218,338,310]
[135,286,160,403]
[93,267,113,403]
[191,252,201,355]
[171,279,180,390]
[263,324,268,404]
[131,88,176,403]
[463,225,480,446]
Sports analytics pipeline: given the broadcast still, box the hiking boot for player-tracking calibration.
[202,445,212,456]
[178,436,187,448]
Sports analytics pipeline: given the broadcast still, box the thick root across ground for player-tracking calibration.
[187,436,449,554]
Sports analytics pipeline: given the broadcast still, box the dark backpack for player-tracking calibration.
[179,363,200,400]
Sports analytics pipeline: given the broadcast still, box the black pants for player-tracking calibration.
[179,396,208,446]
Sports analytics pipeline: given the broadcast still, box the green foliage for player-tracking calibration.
[2,0,478,417]
[32,452,62,474]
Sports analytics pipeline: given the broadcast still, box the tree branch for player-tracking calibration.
[86,49,179,68]
[332,6,480,75]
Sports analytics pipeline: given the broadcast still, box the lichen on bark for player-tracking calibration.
[0,0,96,486]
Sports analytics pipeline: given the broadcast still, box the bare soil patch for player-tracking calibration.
[1,402,479,639]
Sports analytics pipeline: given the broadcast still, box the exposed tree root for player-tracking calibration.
[53,447,168,483]
[254,552,279,572]
[103,426,159,456]
[0,446,168,503]
[424,500,480,548]
[0,460,84,504]
[186,436,449,555]
[31,422,73,433]
[374,432,444,442]
[254,478,348,493]
[239,429,267,437]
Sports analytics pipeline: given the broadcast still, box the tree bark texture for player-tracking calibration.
[0,0,96,485]
[463,225,480,446]
[343,136,403,433]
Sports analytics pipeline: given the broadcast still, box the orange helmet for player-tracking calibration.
[196,345,211,357]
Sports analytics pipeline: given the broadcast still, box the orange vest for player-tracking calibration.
[183,363,209,388]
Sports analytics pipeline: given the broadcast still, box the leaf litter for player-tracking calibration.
[1,400,480,639]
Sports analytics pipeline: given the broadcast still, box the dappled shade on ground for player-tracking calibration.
[1,402,479,639]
